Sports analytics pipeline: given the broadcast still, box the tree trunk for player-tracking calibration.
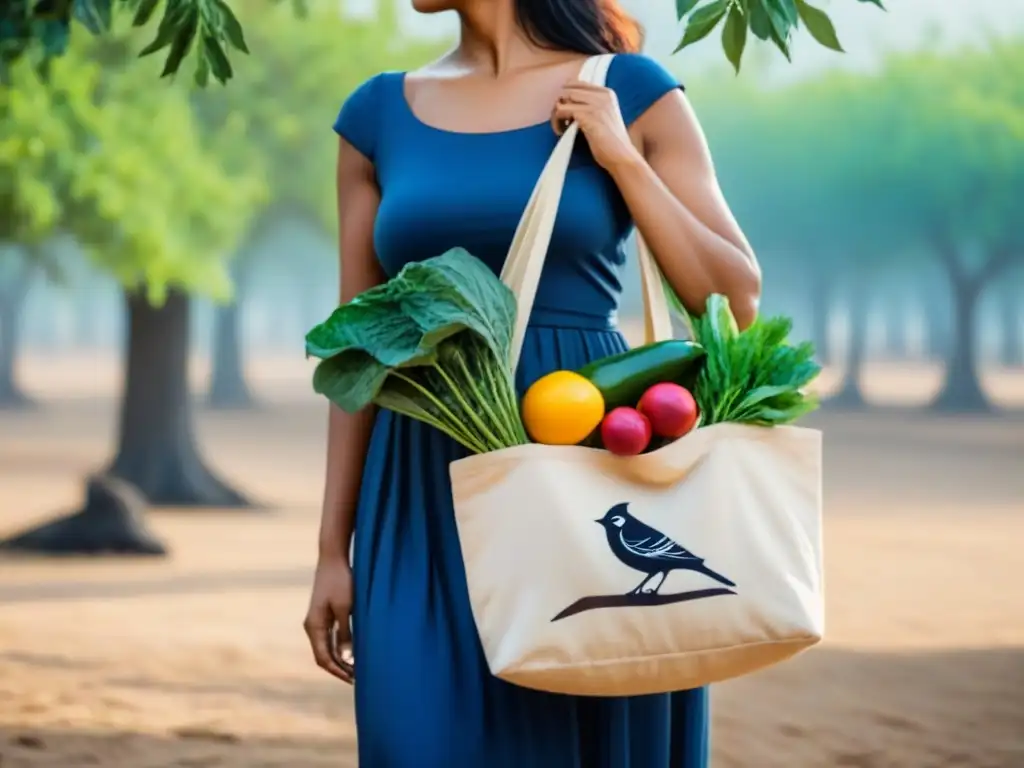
[828,277,869,409]
[207,296,255,409]
[0,260,35,409]
[107,288,251,507]
[808,266,832,366]
[931,277,989,412]
[880,289,907,361]
[929,239,1020,413]
[997,278,1023,368]
[0,475,166,556]
[923,276,951,361]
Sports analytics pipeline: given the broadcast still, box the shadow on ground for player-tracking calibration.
[1,647,1021,768]
[0,728,356,768]
[712,646,1024,768]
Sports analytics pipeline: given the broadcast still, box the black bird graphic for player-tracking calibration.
[595,502,736,595]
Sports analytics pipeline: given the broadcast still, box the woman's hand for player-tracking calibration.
[551,80,642,172]
[303,555,355,684]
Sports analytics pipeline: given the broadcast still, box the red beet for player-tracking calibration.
[600,407,652,456]
[637,382,699,439]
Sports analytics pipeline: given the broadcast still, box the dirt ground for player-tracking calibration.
[0,355,1022,768]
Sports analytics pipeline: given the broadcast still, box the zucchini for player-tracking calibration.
[578,340,706,410]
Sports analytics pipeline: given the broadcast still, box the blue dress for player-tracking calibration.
[333,53,709,768]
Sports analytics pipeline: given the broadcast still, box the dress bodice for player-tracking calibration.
[333,53,681,330]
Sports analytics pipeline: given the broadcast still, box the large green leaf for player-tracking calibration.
[311,351,389,413]
[675,0,703,21]
[796,0,844,52]
[674,0,730,53]
[722,2,748,74]
[394,248,517,362]
[747,0,774,41]
[304,285,430,366]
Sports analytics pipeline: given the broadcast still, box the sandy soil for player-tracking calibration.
[0,359,1022,768]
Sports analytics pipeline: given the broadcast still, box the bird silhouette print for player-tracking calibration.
[551,502,738,622]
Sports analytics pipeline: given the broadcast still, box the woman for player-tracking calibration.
[303,0,761,763]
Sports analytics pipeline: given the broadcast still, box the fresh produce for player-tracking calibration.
[305,248,529,455]
[637,382,699,439]
[577,340,706,411]
[521,371,605,446]
[600,407,652,456]
[682,294,821,426]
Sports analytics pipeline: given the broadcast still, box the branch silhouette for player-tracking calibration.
[551,587,736,622]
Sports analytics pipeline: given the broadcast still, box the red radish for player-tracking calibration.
[637,382,699,439]
[600,407,652,456]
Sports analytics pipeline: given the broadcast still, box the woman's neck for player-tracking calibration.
[454,4,553,76]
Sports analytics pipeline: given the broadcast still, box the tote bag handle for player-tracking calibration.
[500,54,674,371]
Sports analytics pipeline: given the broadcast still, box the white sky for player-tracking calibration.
[638,0,1024,83]
[354,0,1024,79]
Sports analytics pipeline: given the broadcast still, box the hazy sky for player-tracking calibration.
[639,0,1024,82]
[370,0,1024,79]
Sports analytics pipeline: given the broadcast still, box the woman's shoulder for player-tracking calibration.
[607,53,684,127]
[333,71,403,161]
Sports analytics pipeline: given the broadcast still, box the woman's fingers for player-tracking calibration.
[551,101,589,134]
[330,617,356,682]
[304,606,352,683]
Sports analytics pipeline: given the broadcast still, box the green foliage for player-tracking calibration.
[193,2,443,236]
[2,0,882,85]
[0,27,265,301]
[692,38,1023,280]
[0,0,252,86]
[682,294,821,425]
[676,0,885,72]
[306,248,528,454]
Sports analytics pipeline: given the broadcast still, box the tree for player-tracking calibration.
[193,1,443,409]
[700,40,1024,412]
[870,42,1024,411]
[0,29,263,555]
[2,0,884,87]
[695,67,895,402]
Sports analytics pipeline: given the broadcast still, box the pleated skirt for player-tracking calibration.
[350,322,710,768]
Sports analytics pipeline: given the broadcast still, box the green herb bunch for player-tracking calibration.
[673,293,821,426]
[305,248,529,454]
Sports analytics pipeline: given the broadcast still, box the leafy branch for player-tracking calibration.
[1,0,304,86]
[675,0,886,73]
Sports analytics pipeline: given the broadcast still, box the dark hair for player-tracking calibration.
[514,0,643,55]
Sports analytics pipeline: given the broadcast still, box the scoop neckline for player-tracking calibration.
[397,71,561,138]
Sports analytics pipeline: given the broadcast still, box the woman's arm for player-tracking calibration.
[317,138,386,559]
[304,136,385,683]
[557,83,762,329]
[615,91,760,328]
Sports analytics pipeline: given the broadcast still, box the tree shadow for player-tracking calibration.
[0,647,1020,767]
[0,726,356,768]
[0,566,311,604]
[712,645,1024,768]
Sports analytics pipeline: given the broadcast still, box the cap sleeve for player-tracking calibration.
[332,74,383,161]
[606,53,684,127]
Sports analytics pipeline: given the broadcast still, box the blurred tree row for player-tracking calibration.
[0,4,439,554]
[697,37,1024,413]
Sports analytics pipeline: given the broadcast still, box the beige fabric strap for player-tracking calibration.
[501,54,674,371]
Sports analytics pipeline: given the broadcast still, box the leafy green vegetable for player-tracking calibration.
[673,293,821,426]
[305,248,529,454]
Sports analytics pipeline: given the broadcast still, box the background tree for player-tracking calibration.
[697,39,1022,412]
[868,42,1024,412]
[0,29,263,555]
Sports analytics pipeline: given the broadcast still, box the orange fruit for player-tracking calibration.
[521,371,605,445]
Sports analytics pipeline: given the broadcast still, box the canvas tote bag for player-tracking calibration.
[449,54,824,697]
